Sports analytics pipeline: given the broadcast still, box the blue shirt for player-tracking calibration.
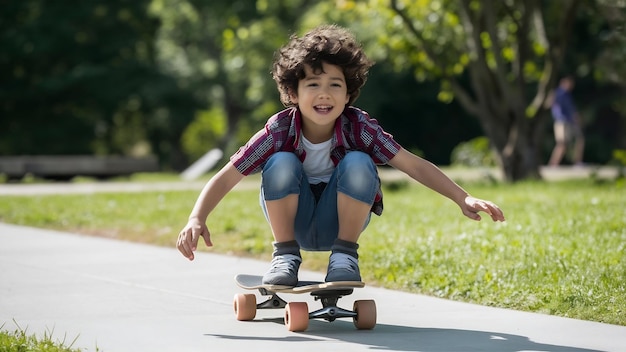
[551,87,576,123]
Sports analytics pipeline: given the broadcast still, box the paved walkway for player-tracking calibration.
[1,223,625,352]
[0,165,620,196]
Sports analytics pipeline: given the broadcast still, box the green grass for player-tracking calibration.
[0,322,82,352]
[0,179,624,326]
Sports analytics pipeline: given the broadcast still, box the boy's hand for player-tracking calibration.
[462,196,506,222]
[177,218,213,261]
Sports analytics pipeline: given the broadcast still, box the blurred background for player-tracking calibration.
[1,0,624,182]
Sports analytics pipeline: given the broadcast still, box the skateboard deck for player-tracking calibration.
[233,274,376,332]
[235,274,365,294]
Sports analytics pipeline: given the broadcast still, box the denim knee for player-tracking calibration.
[336,151,379,204]
[261,152,302,200]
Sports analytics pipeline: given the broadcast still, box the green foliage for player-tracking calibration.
[611,149,626,166]
[322,0,625,180]
[0,323,82,352]
[450,137,497,167]
[181,107,227,161]
[0,0,198,164]
[1,178,624,325]
[148,0,315,160]
[1,0,624,173]
[610,149,626,179]
[356,64,482,165]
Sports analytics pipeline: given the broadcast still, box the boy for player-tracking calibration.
[177,25,505,286]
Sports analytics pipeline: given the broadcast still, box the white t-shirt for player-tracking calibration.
[301,136,335,184]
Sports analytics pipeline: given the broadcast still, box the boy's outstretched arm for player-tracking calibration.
[388,148,505,222]
[177,162,245,260]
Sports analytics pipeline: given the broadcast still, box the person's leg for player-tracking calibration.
[549,122,566,166]
[259,152,311,285]
[573,125,585,165]
[337,190,374,243]
[318,152,379,282]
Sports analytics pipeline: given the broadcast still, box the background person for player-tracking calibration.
[548,76,585,166]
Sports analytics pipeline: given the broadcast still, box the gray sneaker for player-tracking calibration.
[262,254,301,286]
[325,252,361,282]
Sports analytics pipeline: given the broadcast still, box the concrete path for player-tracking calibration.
[1,223,625,352]
[0,165,620,196]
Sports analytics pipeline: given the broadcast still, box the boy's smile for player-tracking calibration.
[290,62,350,142]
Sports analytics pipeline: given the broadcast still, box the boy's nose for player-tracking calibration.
[318,89,331,99]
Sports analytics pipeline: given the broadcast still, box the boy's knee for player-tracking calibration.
[262,152,302,197]
[339,151,376,175]
[265,152,300,169]
[337,152,378,199]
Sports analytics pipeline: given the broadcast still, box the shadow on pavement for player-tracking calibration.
[208,319,606,352]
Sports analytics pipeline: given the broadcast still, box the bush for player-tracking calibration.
[450,137,497,167]
[611,149,626,179]
[181,107,227,162]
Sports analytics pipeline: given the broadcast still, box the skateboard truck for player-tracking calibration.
[257,289,287,309]
[256,288,356,322]
[309,289,356,322]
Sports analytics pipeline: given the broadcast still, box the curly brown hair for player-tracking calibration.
[272,25,374,107]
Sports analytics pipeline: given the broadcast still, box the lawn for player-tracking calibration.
[0,323,81,352]
[0,177,624,326]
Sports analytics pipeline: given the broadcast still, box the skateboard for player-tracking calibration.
[233,274,376,332]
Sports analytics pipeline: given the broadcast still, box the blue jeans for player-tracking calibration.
[260,151,379,251]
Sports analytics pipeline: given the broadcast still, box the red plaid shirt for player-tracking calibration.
[230,106,401,215]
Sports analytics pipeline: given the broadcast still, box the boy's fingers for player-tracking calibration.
[177,239,190,259]
[482,203,505,222]
[466,210,481,221]
[190,231,198,251]
[201,230,213,247]
[177,230,196,260]
[464,197,505,222]
[493,209,505,221]
[483,202,505,221]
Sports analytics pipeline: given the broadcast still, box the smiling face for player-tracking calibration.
[290,62,350,142]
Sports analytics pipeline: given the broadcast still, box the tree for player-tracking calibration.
[322,0,624,181]
[300,0,625,171]
[149,0,321,165]
[592,0,626,151]
[375,0,583,181]
[0,0,196,165]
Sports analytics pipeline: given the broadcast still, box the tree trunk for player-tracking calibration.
[498,131,543,182]
[474,108,541,182]
[219,93,242,156]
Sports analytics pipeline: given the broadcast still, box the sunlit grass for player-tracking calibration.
[364,181,625,325]
[0,322,84,352]
[0,179,624,325]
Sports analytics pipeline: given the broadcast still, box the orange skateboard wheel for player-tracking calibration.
[353,300,376,329]
[284,302,309,332]
[233,293,257,321]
